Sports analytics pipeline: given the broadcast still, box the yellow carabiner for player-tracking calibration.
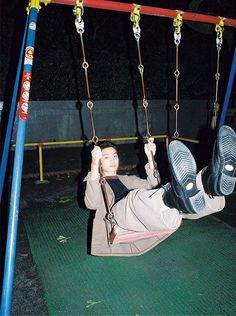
[173,10,184,34]
[130,4,141,28]
[215,16,226,38]
[73,0,84,23]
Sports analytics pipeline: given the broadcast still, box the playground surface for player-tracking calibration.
[8,146,236,315]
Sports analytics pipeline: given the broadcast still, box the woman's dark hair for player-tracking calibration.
[97,141,119,153]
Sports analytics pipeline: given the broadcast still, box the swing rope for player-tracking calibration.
[211,16,225,129]
[74,0,98,144]
[130,4,159,178]
[74,1,115,241]
[99,175,117,243]
[130,4,151,139]
[173,10,183,138]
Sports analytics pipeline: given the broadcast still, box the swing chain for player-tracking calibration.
[75,19,84,34]
[99,174,116,244]
[144,106,151,138]
[211,17,225,129]
[131,4,151,139]
[105,208,115,224]
[87,100,93,109]
[138,64,144,74]
[131,4,159,178]
[173,11,183,138]
[133,25,141,42]
[151,151,159,179]
[174,31,182,46]
[173,103,180,138]
[143,98,148,108]
[88,105,98,144]
[74,1,98,144]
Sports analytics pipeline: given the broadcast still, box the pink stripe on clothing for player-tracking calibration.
[112,226,175,244]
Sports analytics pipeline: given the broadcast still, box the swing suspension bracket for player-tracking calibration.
[173,10,184,45]
[173,10,184,34]
[73,0,84,23]
[74,0,85,34]
[130,4,141,28]
[215,16,225,50]
[131,4,141,41]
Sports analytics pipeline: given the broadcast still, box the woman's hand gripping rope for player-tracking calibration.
[144,138,156,170]
[90,145,102,180]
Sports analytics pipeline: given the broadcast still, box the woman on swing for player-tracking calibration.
[84,125,236,256]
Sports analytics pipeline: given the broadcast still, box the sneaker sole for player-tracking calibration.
[168,140,205,213]
[217,126,236,195]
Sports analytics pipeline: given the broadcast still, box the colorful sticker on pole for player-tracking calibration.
[29,22,36,30]
[24,46,34,65]
[19,71,31,120]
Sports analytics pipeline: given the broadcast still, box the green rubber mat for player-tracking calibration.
[23,202,236,315]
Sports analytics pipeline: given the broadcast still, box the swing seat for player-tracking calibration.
[110,225,175,245]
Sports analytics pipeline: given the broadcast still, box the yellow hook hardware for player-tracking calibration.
[130,4,141,28]
[215,16,226,38]
[73,0,84,23]
[173,10,184,34]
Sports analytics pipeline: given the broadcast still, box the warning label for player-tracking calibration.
[19,71,31,120]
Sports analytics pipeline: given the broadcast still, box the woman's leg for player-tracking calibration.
[184,125,236,220]
[202,125,236,196]
[112,187,182,232]
[113,125,236,229]
[183,170,225,220]
[112,140,201,231]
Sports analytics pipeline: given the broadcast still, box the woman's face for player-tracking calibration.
[100,147,119,176]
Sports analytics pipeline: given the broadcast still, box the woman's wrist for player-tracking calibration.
[90,163,100,180]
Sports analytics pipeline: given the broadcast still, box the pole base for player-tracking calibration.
[35,179,49,185]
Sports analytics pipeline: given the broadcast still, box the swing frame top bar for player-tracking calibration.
[50,0,236,27]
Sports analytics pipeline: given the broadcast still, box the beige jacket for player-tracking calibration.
[84,164,177,256]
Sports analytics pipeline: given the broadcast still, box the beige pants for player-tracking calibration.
[112,170,225,232]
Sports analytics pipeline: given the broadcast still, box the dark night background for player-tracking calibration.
[1,0,236,103]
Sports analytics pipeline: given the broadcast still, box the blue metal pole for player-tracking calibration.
[0,16,29,203]
[0,7,39,316]
[218,46,236,128]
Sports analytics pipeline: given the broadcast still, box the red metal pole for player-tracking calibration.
[50,0,236,27]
